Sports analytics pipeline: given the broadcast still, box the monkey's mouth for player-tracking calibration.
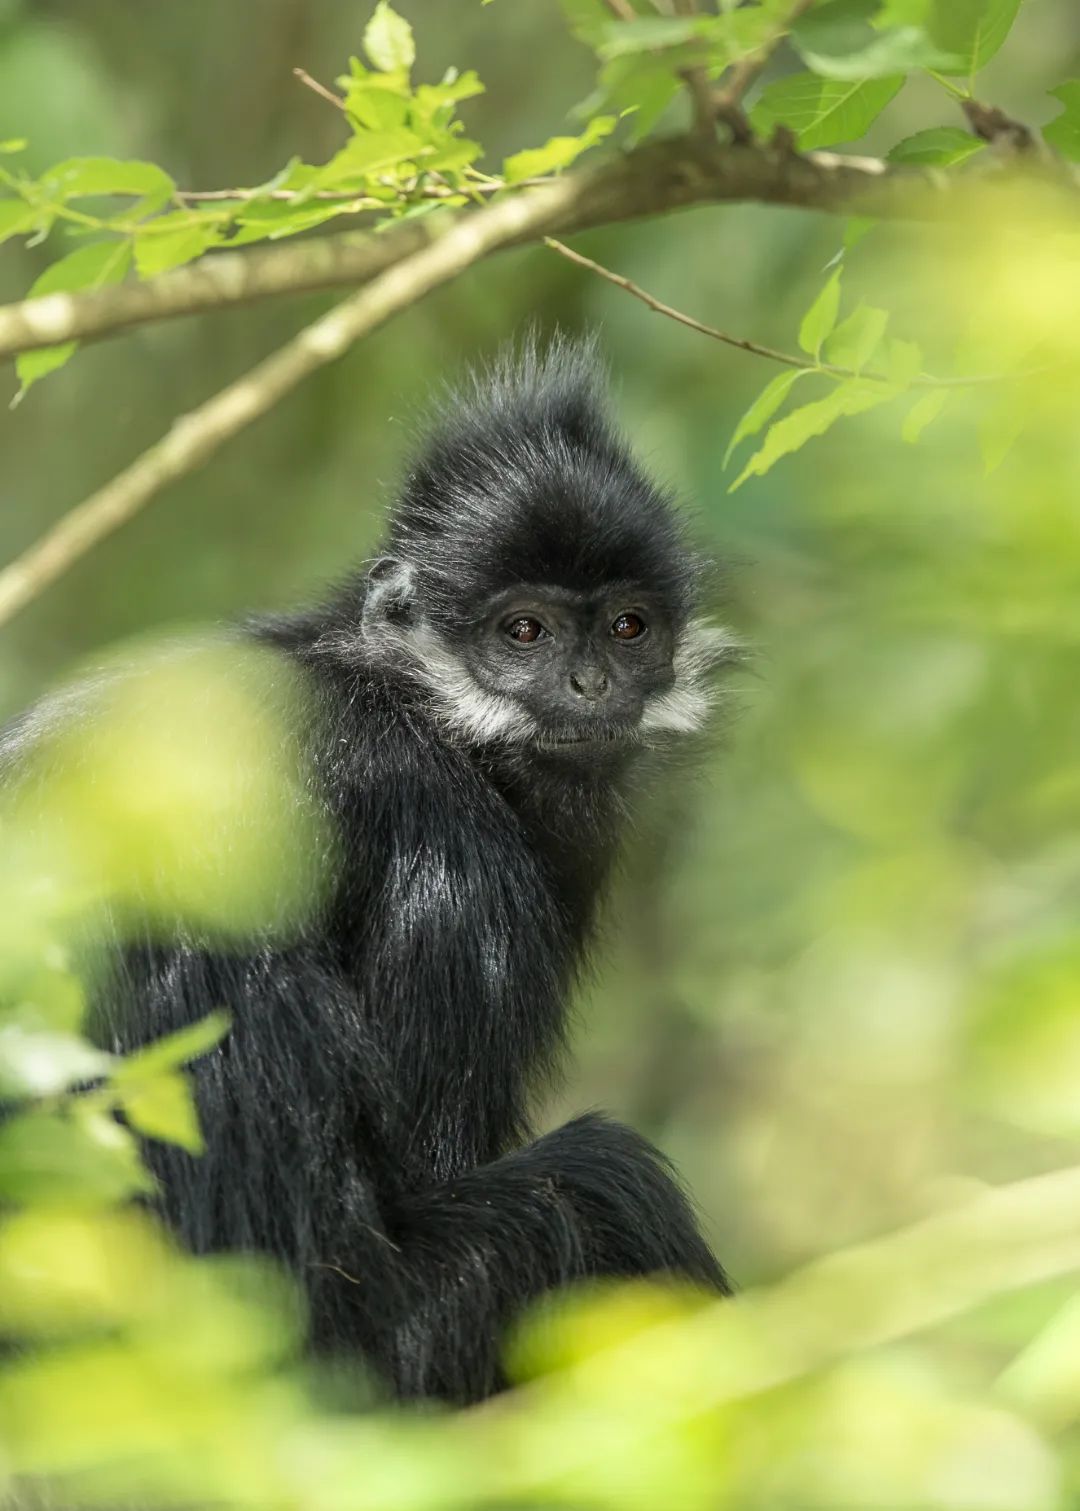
[542,725,639,750]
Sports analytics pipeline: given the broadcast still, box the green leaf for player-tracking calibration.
[503,116,615,183]
[0,198,37,245]
[927,0,1022,75]
[41,156,175,208]
[364,1,416,74]
[876,0,932,21]
[597,15,715,58]
[0,1109,152,1207]
[751,72,904,150]
[228,202,351,246]
[979,395,1026,474]
[15,240,133,395]
[798,267,843,359]
[793,0,964,80]
[413,68,486,117]
[133,216,221,278]
[823,302,889,371]
[887,126,986,165]
[731,379,897,489]
[579,55,681,145]
[901,387,949,442]
[0,1027,112,1098]
[316,128,425,187]
[123,1071,204,1155]
[724,368,811,466]
[1044,82,1080,163]
[112,1010,231,1084]
[0,139,28,154]
[343,78,412,132]
[843,215,876,249]
[558,0,613,48]
[884,336,924,387]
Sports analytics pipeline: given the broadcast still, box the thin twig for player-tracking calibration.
[671,0,717,133]
[0,175,591,631]
[546,236,851,373]
[716,0,816,110]
[292,67,346,111]
[544,236,1041,389]
[173,178,522,206]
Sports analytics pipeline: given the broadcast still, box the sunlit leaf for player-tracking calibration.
[887,126,986,165]
[580,55,681,145]
[112,1011,231,1084]
[0,1027,111,1098]
[901,386,949,441]
[15,240,133,394]
[0,198,37,244]
[133,217,221,278]
[503,116,615,183]
[558,0,614,48]
[41,157,175,209]
[1044,82,1080,162]
[123,1072,204,1155]
[597,15,715,58]
[798,266,843,359]
[724,368,811,465]
[793,0,963,80]
[0,1110,152,1207]
[731,378,897,489]
[884,336,924,386]
[363,1,416,74]
[927,0,1023,75]
[751,71,904,149]
[823,302,889,371]
[316,128,424,187]
[0,1209,174,1335]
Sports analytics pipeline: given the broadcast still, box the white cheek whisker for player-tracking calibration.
[640,617,738,737]
[365,619,538,747]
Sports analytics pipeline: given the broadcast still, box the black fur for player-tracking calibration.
[11,340,729,1404]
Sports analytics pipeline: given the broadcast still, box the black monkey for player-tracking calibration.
[8,340,731,1403]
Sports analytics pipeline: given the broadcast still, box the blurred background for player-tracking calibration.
[2,0,1080,1304]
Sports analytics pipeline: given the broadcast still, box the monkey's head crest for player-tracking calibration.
[361,338,734,754]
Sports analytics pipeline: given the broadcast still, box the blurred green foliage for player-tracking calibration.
[2,0,1080,1506]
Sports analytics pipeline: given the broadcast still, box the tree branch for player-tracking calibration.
[671,0,717,134]
[716,0,817,111]
[0,134,1046,365]
[0,172,592,630]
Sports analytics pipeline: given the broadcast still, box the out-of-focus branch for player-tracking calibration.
[0,173,591,630]
[716,0,817,110]
[487,1160,1080,1472]
[671,0,717,133]
[0,133,1053,364]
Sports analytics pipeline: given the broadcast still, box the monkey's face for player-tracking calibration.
[457,585,673,752]
[361,561,729,754]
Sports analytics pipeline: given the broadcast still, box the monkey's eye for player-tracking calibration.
[611,612,647,641]
[505,616,549,645]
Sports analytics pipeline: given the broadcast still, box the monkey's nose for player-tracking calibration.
[569,667,609,700]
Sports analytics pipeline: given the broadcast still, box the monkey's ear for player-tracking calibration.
[362,557,417,633]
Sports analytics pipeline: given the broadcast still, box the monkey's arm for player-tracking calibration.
[341,1112,728,1403]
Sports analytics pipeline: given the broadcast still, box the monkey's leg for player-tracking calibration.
[358,1112,728,1403]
